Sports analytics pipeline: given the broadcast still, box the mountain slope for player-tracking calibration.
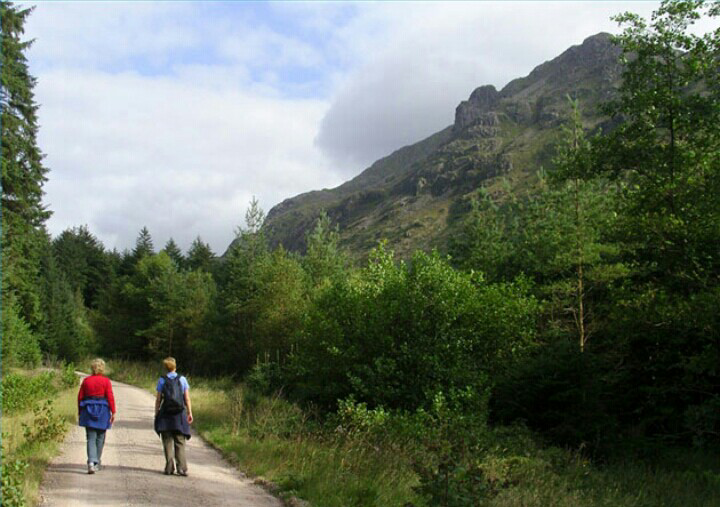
[263,33,622,259]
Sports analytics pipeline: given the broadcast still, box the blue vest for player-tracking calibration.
[79,397,112,430]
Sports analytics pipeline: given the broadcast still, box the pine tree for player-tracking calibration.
[303,211,346,286]
[162,238,185,270]
[53,225,112,308]
[186,236,215,272]
[132,226,155,259]
[1,2,50,332]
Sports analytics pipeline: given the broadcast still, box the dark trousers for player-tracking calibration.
[161,431,187,473]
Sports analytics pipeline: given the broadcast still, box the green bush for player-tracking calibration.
[60,361,78,388]
[1,297,42,368]
[22,400,66,443]
[245,361,283,395]
[0,459,28,507]
[287,247,538,414]
[1,372,57,414]
[491,341,616,454]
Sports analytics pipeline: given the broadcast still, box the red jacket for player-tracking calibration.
[78,374,116,414]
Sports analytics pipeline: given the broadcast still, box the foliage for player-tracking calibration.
[1,1,51,367]
[186,236,215,272]
[52,225,112,308]
[21,400,66,443]
[1,295,42,368]
[60,362,78,388]
[1,371,56,414]
[131,252,216,362]
[303,211,347,287]
[491,341,617,453]
[287,244,538,411]
[1,459,29,507]
[162,237,185,270]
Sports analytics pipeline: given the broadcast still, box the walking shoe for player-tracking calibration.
[177,470,188,477]
[87,464,95,474]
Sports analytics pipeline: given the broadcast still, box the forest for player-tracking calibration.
[2,1,719,506]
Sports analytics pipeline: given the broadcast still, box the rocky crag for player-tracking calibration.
[261,33,622,259]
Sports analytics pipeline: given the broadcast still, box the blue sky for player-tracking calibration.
[21,1,683,253]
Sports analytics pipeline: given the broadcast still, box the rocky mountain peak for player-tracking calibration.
[263,33,624,258]
[454,85,500,132]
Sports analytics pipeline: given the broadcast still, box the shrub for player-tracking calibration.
[22,400,66,443]
[0,459,28,507]
[287,247,538,414]
[1,297,42,368]
[491,341,616,454]
[1,372,57,414]
[60,361,78,388]
[245,361,283,396]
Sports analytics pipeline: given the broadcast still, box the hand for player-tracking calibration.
[110,413,116,424]
[187,413,193,424]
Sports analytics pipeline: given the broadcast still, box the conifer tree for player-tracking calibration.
[133,226,155,259]
[186,236,215,272]
[303,211,346,286]
[162,238,185,269]
[1,2,50,332]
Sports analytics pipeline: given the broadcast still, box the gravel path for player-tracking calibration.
[39,378,283,507]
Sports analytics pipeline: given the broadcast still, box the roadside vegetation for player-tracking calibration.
[1,363,79,507]
[107,359,720,507]
[3,1,719,506]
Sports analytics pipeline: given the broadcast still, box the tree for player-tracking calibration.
[241,195,265,235]
[585,0,720,442]
[118,227,155,276]
[186,236,214,272]
[1,2,50,336]
[303,211,346,287]
[598,0,720,290]
[133,253,215,364]
[162,238,185,270]
[53,225,112,308]
[133,226,155,260]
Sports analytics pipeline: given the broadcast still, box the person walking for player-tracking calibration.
[154,357,193,476]
[78,358,116,474]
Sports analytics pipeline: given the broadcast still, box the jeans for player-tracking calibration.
[86,427,106,466]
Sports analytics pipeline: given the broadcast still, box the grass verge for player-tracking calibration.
[102,359,720,507]
[2,366,79,506]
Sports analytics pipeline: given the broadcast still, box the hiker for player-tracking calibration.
[78,358,116,474]
[154,357,193,476]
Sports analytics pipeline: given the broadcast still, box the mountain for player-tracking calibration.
[263,33,623,259]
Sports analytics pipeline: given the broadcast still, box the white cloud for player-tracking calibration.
[37,67,338,253]
[23,0,716,255]
[315,1,661,171]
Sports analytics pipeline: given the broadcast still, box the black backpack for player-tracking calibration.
[161,374,185,415]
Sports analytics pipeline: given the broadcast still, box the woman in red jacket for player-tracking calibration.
[78,358,116,474]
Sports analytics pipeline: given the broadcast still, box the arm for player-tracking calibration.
[155,391,162,414]
[105,378,116,423]
[78,379,85,416]
[184,390,193,424]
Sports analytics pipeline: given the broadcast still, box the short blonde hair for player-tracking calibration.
[90,358,106,375]
[163,357,177,372]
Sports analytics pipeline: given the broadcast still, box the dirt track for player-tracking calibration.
[39,378,283,507]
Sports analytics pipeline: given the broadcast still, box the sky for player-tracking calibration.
[21,0,672,254]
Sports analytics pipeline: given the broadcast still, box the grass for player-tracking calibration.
[101,359,720,507]
[104,359,420,506]
[1,367,79,506]
[192,388,420,507]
